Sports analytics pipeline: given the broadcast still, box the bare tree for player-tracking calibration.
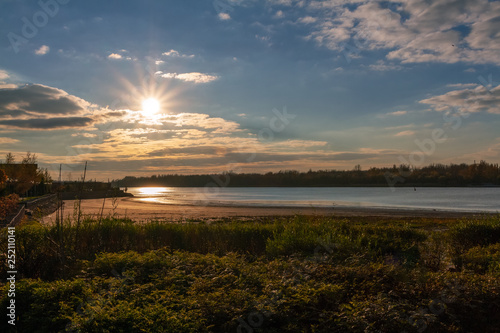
[5,152,15,164]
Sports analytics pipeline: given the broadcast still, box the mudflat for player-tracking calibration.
[41,197,491,224]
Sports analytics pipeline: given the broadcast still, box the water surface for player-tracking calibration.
[124,187,500,213]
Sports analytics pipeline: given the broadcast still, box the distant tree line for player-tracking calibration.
[115,161,500,187]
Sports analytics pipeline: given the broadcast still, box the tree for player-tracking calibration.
[5,153,14,164]
[21,151,37,164]
[1,152,51,195]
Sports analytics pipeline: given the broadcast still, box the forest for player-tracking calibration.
[115,161,500,188]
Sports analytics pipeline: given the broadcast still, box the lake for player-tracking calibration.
[124,187,500,213]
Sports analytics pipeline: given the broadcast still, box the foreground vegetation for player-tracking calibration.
[1,215,500,332]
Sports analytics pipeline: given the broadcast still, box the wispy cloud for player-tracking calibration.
[156,72,219,84]
[421,84,500,114]
[0,117,93,129]
[162,49,195,59]
[446,83,479,88]
[0,137,19,144]
[387,111,408,116]
[368,60,403,71]
[377,110,408,118]
[395,130,416,137]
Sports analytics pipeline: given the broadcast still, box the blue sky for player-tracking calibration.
[0,0,499,180]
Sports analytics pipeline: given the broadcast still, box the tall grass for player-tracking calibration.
[1,214,499,280]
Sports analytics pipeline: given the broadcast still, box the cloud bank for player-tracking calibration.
[302,0,500,65]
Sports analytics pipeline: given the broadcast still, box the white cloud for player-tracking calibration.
[162,49,195,59]
[35,45,50,55]
[305,0,500,65]
[420,84,500,114]
[156,72,219,84]
[274,10,284,18]
[108,53,123,60]
[218,12,231,20]
[368,60,403,71]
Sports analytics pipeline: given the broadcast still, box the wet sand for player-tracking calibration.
[40,197,495,224]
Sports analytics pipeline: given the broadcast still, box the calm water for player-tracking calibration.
[125,187,500,213]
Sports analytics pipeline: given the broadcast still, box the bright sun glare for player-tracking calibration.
[141,98,160,116]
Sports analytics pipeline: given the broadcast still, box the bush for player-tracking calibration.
[0,194,20,220]
[461,243,500,274]
[448,216,500,267]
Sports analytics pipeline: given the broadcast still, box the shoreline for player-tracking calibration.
[40,197,498,224]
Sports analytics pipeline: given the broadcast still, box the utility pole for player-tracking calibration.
[76,161,87,229]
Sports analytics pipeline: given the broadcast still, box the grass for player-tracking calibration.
[1,214,500,332]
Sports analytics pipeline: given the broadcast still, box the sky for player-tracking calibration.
[0,0,499,181]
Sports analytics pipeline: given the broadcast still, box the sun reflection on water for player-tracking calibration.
[137,187,172,196]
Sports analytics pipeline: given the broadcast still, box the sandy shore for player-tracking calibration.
[40,197,495,224]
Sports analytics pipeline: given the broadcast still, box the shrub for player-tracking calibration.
[448,216,500,267]
[461,243,500,274]
[0,194,20,220]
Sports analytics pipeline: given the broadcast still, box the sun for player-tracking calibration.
[141,98,160,116]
